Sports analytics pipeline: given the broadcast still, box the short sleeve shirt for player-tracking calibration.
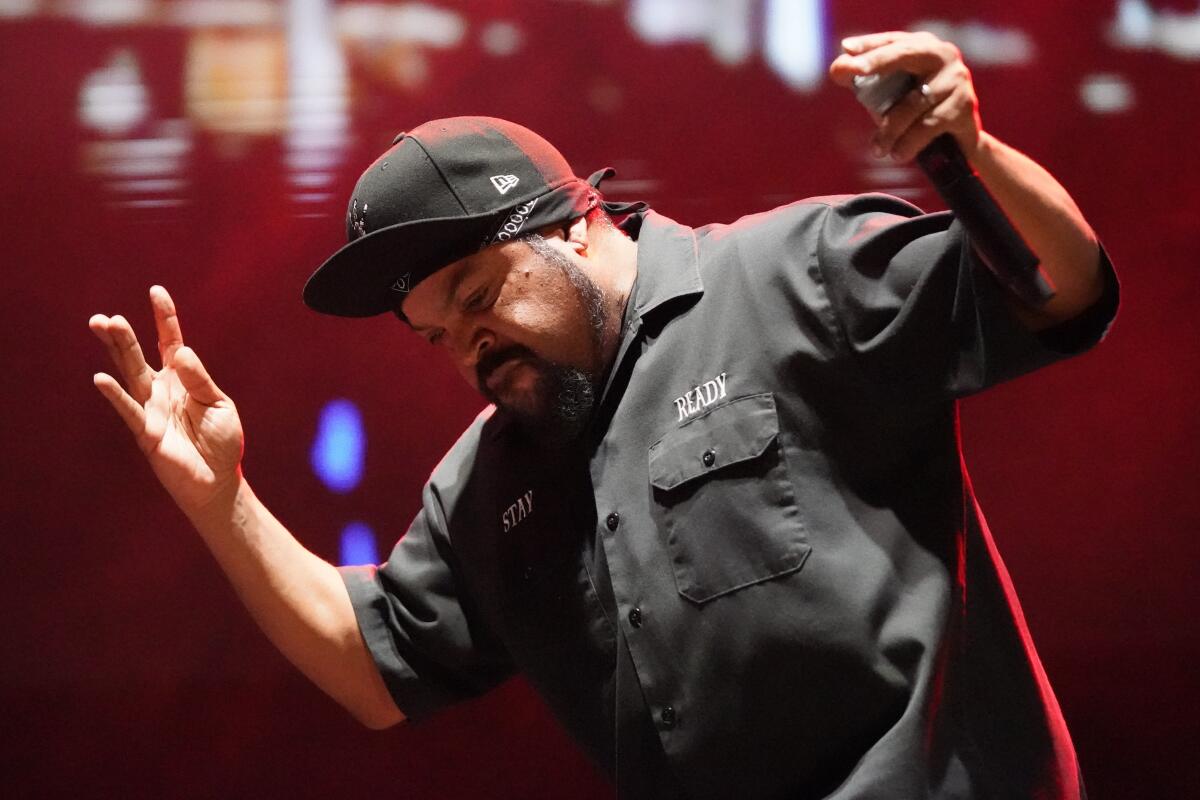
[341,194,1119,800]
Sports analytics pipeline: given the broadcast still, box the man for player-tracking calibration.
[90,32,1116,799]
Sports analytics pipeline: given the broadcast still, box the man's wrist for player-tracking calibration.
[965,130,997,172]
[180,468,251,537]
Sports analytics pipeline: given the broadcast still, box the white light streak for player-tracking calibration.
[287,0,349,198]
[82,119,192,210]
[117,198,187,208]
[628,0,754,64]
[629,0,715,43]
[630,0,826,89]
[78,50,149,135]
[335,2,465,47]
[481,20,524,57]
[710,0,753,65]
[1110,0,1200,59]
[289,172,333,187]
[292,191,334,203]
[56,0,151,26]
[764,0,825,90]
[167,0,279,28]
[107,178,187,192]
[0,0,39,19]
[907,19,1035,66]
[1079,72,1135,114]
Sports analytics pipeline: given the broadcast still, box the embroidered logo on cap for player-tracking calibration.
[349,199,369,239]
[490,198,538,244]
[390,272,412,294]
[490,174,519,194]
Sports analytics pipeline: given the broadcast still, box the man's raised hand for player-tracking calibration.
[829,30,983,165]
[90,286,245,516]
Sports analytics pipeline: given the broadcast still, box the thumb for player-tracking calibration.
[174,346,225,406]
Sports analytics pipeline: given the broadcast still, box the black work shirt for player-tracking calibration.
[341,195,1119,799]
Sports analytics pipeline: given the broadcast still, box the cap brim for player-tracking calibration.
[303,214,499,318]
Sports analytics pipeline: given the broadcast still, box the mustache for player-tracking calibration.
[476,345,540,392]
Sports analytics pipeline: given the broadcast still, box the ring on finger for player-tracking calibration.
[918,83,935,108]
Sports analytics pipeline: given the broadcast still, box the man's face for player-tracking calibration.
[400,233,611,443]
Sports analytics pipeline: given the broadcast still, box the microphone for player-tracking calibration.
[852,72,1055,308]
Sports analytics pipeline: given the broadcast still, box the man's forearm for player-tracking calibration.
[184,476,404,729]
[968,132,1104,330]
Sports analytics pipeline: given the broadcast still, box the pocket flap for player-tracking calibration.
[649,393,780,492]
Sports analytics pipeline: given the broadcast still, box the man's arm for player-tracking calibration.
[187,476,404,729]
[90,287,403,729]
[829,31,1104,330]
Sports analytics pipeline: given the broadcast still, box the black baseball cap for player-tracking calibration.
[303,116,610,318]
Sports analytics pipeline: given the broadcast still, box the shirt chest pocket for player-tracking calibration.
[648,392,811,604]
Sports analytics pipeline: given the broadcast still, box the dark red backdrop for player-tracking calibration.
[3,1,1197,797]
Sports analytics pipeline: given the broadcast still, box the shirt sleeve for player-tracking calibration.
[339,477,515,721]
[811,193,1119,400]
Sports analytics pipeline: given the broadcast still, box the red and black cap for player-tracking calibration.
[304,116,607,318]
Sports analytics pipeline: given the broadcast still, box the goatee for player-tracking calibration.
[476,234,612,447]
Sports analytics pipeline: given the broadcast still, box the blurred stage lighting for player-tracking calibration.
[311,399,367,494]
[339,522,380,566]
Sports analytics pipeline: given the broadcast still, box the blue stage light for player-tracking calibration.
[339,522,379,566]
[310,398,366,493]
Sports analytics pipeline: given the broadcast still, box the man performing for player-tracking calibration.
[90,32,1117,799]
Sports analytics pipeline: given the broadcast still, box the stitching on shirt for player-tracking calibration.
[809,203,855,358]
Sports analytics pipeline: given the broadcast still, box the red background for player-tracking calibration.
[2,1,1197,797]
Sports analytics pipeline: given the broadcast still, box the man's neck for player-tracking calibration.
[594,225,640,370]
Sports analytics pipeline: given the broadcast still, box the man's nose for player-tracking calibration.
[456,324,494,371]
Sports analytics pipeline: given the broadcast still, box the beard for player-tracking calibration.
[478,346,597,447]
[475,236,611,448]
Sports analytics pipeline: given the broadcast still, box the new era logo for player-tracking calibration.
[490,174,519,194]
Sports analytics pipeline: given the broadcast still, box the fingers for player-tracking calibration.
[829,31,951,87]
[828,30,981,163]
[870,66,966,158]
[93,372,148,438]
[829,38,949,88]
[143,366,170,443]
[89,313,155,404]
[889,82,980,163]
[150,285,185,368]
[174,346,225,406]
[869,84,933,154]
[829,32,910,88]
[840,31,909,54]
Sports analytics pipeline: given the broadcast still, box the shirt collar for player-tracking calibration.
[487,210,704,444]
[588,210,704,423]
[625,210,704,324]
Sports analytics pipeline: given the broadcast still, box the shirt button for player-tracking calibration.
[628,607,643,628]
[659,705,677,730]
[702,449,716,467]
[605,512,620,531]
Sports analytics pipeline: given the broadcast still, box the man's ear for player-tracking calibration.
[562,214,589,255]
[535,214,590,254]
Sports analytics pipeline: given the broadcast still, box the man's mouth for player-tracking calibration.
[484,357,523,395]
[484,357,547,406]
[478,346,541,402]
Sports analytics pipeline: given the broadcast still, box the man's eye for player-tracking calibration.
[464,288,487,312]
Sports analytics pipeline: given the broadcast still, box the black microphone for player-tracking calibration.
[852,71,1055,308]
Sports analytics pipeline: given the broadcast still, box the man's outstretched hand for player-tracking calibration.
[828,30,983,164]
[828,30,1104,327]
[90,286,244,516]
